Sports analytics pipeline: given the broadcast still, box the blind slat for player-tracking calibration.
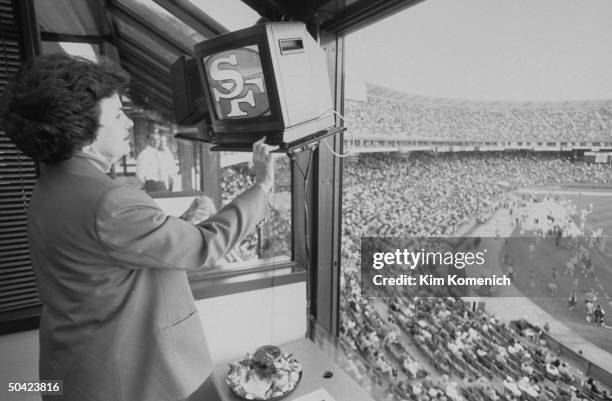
[0,286,39,298]
[1,251,31,264]
[0,219,27,228]
[0,281,37,292]
[0,223,28,233]
[0,208,27,215]
[0,269,35,279]
[0,298,41,313]
[0,243,29,252]
[0,233,28,241]
[0,188,35,195]
[0,215,27,223]
[0,277,36,288]
[0,264,34,274]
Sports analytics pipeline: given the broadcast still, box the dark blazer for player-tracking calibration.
[28,153,267,401]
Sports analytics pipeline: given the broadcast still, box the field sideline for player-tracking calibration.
[470,186,612,367]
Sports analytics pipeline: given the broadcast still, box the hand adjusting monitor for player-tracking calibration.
[172,22,338,152]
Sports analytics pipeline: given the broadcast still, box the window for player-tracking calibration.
[217,151,292,264]
[113,110,292,270]
[112,110,199,194]
[114,16,179,65]
[118,0,207,47]
[339,2,612,400]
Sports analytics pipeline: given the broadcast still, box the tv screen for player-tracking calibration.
[203,45,271,120]
[190,22,337,151]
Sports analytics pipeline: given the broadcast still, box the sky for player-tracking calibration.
[191,0,261,31]
[345,0,612,102]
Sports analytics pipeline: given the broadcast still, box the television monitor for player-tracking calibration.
[170,56,209,126]
[193,22,336,150]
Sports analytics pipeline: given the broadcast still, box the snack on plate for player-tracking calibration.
[226,345,302,400]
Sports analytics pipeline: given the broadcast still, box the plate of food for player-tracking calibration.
[226,345,303,400]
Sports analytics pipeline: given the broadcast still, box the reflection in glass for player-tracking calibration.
[35,0,99,35]
[115,17,179,64]
[113,110,200,193]
[119,0,207,46]
[41,42,100,61]
[135,130,178,192]
[219,153,292,262]
[112,111,292,266]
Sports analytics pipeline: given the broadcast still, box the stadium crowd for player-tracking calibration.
[218,158,292,261]
[343,152,612,239]
[345,85,612,142]
[338,271,612,401]
[339,151,612,401]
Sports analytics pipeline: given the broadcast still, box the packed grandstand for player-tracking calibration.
[345,83,612,142]
[337,83,612,401]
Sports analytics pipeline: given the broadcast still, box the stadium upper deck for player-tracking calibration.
[345,83,612,143]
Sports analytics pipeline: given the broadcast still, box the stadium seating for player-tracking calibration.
[345,84,612,142]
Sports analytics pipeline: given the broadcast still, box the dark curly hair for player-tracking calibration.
[1,53,130,164]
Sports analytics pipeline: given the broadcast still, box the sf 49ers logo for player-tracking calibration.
[205,46,270,119]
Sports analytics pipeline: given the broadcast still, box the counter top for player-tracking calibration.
[211,338,375,401]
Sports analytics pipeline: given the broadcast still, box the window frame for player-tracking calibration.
[0,144,306,335]
[309,29,345,338]
[185,144,306,299]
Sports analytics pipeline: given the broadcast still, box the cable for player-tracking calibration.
[303,146,315,271]
[292,147,314,274]
[303,147,315,337]
[321,109,355,158]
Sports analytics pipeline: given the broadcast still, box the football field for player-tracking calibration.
[501,189,612,353]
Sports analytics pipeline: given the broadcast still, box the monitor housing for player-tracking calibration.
[170,56,208,126]
[173,22,336,151]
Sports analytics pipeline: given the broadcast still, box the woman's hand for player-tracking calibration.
[252,137,279,193]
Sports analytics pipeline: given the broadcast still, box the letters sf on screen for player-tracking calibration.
[205,45,270,119]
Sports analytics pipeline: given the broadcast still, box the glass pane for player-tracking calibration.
[114,116,292,265]
[219,152,292,262]
[119,0,207,47]
[187,0,261,32]
[35,0,99,35]
[41,41,101,61]
[340,3,612,401]
[115,17,179,65]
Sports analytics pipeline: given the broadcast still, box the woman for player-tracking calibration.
[1,54,277,400]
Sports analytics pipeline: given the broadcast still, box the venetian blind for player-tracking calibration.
[0,0,40,313]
